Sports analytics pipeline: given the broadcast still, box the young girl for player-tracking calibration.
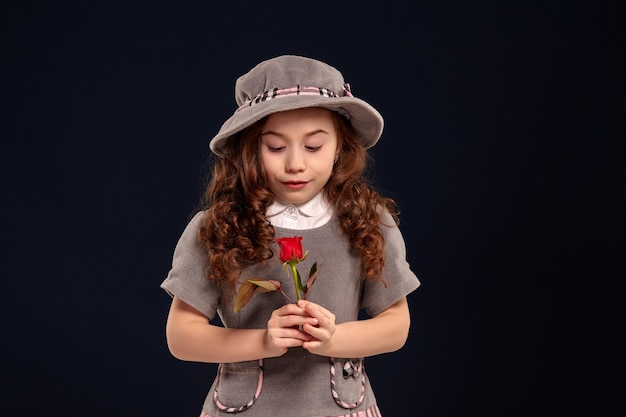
[161,55,420,417]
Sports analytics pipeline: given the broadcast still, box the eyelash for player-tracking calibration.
[267,145,322,152]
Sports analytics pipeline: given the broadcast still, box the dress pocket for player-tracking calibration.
[329,358,365,409]
[213,359,263,413]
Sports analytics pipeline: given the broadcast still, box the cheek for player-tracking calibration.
[315,162,335,184]
[321,151,338,173]
[260,154,277,174]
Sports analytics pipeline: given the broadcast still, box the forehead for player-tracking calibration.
[262,107,337,131]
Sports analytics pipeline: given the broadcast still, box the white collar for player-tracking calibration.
[265,192,329,218]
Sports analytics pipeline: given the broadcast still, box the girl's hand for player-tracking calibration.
[296,300,337,355]
[264,302,319,357]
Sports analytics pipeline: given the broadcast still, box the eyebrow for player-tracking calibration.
[260,129,330,138]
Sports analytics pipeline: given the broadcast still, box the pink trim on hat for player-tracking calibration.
[236,84,353,112]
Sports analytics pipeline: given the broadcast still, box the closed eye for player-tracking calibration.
[267,145,285,152]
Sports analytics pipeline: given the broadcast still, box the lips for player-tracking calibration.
[283,181,308,189]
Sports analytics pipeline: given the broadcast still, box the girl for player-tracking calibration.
[161,55,420,417]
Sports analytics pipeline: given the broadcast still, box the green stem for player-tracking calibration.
[290,262,302,301]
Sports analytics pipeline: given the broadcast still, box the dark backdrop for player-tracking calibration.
[2,1,623,416]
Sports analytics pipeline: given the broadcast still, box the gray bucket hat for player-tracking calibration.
[209,55,384,155]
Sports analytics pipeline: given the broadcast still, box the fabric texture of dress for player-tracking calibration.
[161,210,420,417]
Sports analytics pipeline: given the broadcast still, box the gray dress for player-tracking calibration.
[161,210,420,417]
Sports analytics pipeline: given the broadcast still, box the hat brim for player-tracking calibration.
[209,95,383,155]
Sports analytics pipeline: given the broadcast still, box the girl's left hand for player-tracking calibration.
[296,299,336,355]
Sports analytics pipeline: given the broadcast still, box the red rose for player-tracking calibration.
[276,236,304,263]
[234,235,321,311]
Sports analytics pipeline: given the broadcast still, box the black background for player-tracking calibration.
[2,1,623,416]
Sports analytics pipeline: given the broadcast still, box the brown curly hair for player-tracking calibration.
[198,111,399,297]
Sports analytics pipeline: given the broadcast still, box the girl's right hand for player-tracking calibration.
[264,303,319,357]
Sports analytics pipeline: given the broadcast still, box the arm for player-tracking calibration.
[165,296,318,363]
[300,297,412,358]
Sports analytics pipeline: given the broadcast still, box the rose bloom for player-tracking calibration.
[276,236,303,263]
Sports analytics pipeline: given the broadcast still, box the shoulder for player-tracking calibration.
[190,209,206,226]
[181,209,207,234]
[376,206,408,248]
[377,205,399,228]
[171,210,207,253]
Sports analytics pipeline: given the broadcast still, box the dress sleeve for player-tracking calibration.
[160,211,220,320]
[360,211,421,317]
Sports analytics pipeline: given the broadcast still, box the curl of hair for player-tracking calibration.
[198,122,275,299]
[326,114,399,286]
[198,111,399,297]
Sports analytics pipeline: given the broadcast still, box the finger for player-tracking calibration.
[302,339,322,351]
[299,300,332,320]
[301,323,325,339]
[277,302,310,317]
[303,305,334,328]
[269,314,317,331]
[270,327,315,344]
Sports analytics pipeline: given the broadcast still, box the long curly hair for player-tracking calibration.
[198,111,399,297]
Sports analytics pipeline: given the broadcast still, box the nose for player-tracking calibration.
[285,148,305,173]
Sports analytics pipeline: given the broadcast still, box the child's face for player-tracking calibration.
[260,107,339,205]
